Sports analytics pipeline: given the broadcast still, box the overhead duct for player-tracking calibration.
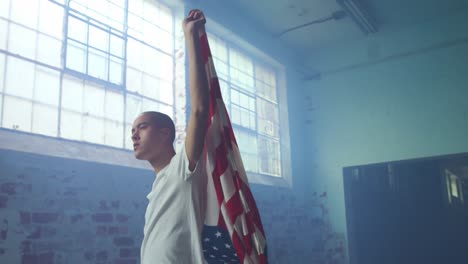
[336,0,378,34]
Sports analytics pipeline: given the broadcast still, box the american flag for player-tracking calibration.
[198,28,268,264]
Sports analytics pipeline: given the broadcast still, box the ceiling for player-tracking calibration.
[228,0,468,62]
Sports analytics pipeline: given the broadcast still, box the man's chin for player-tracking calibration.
[134,152,146,160]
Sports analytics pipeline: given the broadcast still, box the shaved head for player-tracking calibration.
[140,111,176,144]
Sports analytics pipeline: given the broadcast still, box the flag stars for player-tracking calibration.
[202,227,239,263]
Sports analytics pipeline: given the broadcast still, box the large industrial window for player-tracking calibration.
[0,0,291,183]
[0,0,185,150]
[207,33,288,178]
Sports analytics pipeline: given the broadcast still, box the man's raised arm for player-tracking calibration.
[183,9,209,171]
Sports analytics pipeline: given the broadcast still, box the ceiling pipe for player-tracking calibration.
[276,10,347,37]
[336,0,378,35]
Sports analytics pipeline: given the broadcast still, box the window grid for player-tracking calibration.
[0,0,181,151]
[208,33,282,177]
[1,0,286,178]
[64,10,126,85]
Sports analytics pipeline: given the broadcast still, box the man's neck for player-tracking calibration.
[149,148,176,174]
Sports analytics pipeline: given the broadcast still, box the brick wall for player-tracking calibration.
[0,148,344,264]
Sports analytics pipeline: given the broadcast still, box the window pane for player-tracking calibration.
[142,46,160,77]
[8,23,37,60]
[240,108,254,129]
[128,0,143,14]
[127,13,143,39]
[159,80,173,104]
[158,53,173,81]
[69,0,87,13]
[141,22,159,49]
[10,0,39,29]
[235,129,258,173]
[32,103,58,137]
[141,97,161,112]
[86,1,114,28]
[127,39,144,70]
[110,34,124,57]
[157,4,173,33]
[255,64,277,101]
[257,98,279,124]
[62,77,83,112]
[239,93,250,109]
[231,104,240,125]
[229,49,254,92]
[110,0,125,7]
[249,97,255,111]
[142,0,158,22]
[82,116,104,144]
[258,137,281,176]
[213,58,228,80]
[38,0,64,39]
[157,30,173,54]
[125,94,173,131]
[88,48,108,80]
[0,0,10,19]
[109,58,123,85]
[141,73,159,99]
[249,114,256,130]
[60,110,82,140]
[231,89,239,106]
[83,82,105,117]
[126,67,142,93]
[89,24,109,52]
[89,11,110,28]
[5,57,35,99]
[3,95,32,132]
[104,120,123,148]
[257,98,279,138]
[107,3,125,30]
[0,20,7,50]
[258,118,279,139]
[125,123,133,150]
[105,90,124,122]
[159,104,173,117]
[35,66,60,107]
[125,94,142,122]
[126,95,171,121]
[208,35,227,61]
[66,41,87,73]
[67,16,88,43]
[0,54,5,93]
[219,80,229,104]
[37,34,62,68]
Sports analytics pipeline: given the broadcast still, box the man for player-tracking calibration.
[132,9,209,264]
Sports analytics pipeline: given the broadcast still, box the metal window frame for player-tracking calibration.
[207,31,283,178]
[0,0,179,150]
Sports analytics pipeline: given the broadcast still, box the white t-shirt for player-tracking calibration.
[140,145,207,264]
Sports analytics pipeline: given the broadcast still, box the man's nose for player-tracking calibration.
[132,131,139,141]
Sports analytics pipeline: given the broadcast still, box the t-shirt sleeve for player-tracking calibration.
[177,144,203,181]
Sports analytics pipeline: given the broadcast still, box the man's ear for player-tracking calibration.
[159,127,171,143]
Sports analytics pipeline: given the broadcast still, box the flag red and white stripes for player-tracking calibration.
[199,29,268,264]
